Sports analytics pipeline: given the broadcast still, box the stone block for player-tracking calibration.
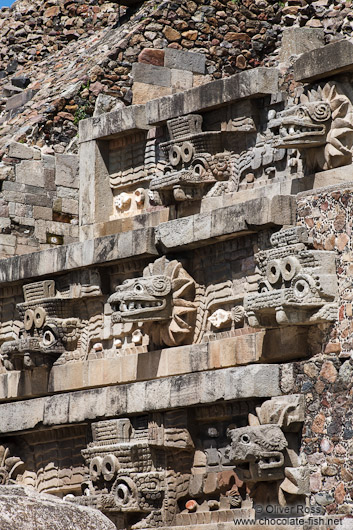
[8,141,36,160]
[0,398,44,432]
[43,393,70,425]
[294,39,353,82]
[262,327,309,362]
[55,154,79,188]
[132,63,171,87]
[224,364,281,401]
[171,68,193,91]
[155,196,296,251]
[132,82,172,105]
[79,104,148,143]
[68,387,107,423]
[16,160,46,187]
[164,48,206,74]
[0,227,157,284]
[279,27,324,61]
[33,206,53,220]
[138,48,165,66]
[61,198,78,214]
[5,89,37,111]
[146,68,279,124]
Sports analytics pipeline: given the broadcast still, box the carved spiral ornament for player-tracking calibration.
[311,102,331,122]
[147,275,172,296]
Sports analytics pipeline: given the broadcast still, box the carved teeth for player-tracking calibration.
[118,300,163,312]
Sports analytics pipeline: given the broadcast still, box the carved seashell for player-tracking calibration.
[232,305,245,323]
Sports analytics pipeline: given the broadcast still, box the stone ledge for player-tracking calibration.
[155,195,296,251]
[0,227,157,285]
[0,364,282,433]
[145,68,279,125]
[294,39,353,82]
[79,104,148,143]
[0,327,309,401]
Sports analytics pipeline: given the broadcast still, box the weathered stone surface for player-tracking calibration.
[0,364,282,433]
[279,27,324,61]
[8,142,36,160]
[294,40,353,82]
[155,196,296,251]
[164,48,206,74]
[132,63,171,87]
[0,228,157,284]
[55,154,79,188]
[146,68,279,124]
[79,105,148,143]
[0,485,115,530]
[132,82,172,105]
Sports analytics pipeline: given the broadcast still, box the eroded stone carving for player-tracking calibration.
[76,413,193,529]
[226,394,306,502]
[149,114,241,202]
[244,226,338,327]
[1,271,104,369]
[0,446,25,485]
[226,424,288,482]
[108,256,197,347]
[270,81,353,172]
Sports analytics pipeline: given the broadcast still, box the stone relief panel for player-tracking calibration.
[109,130,161,220]
[0,270,104,370]
[107,242,254,352]
[73,396,305,528]
[244,226,338,328]
[149,114,244,203]
[0,426,88,496]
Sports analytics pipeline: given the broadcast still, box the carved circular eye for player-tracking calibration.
[134,284,144,293]
[293,278,310,299]
[169,145,181,167]
[90,456,103,481]
[34,307,47,329]
[24,309,34,331]
[42,328,57,347]
[281,256,300,282]
[266,260,281,285]
[241,434,251,444]
[181,142,194,163]
[102,455,119,482]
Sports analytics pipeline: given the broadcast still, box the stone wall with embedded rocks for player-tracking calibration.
[292,185,353,516]
[297,186,353,358]
[0,141,79,256]
[0,0,353,154]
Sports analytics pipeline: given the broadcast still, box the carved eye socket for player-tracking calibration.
[240,434,251,444]
[297,106,307,119]
[134,284,144,293]
[293,278,310,299]
[42,328,57,347]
